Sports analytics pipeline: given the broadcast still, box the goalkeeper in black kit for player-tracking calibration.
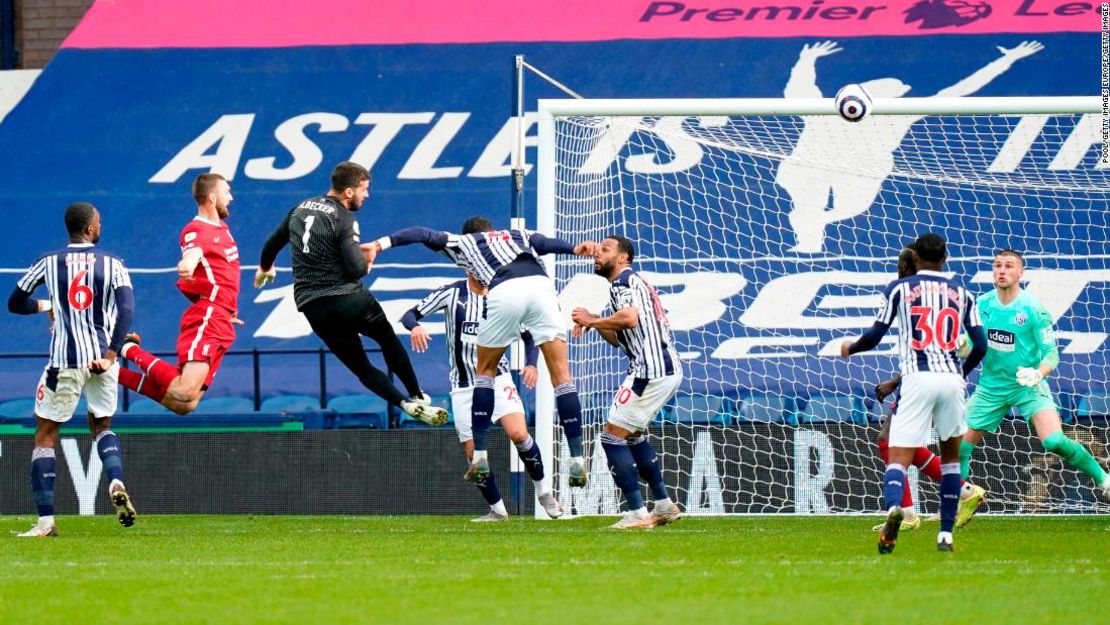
[255,161,447,425]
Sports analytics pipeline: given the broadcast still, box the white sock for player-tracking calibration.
[38,515,55,527]
[490,501,507,516]
[937,531,953,544]
[472,450,488,463]
[533,480,545,493]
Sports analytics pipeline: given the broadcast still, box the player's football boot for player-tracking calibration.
[567,457,588,488]
[16,523,58,537]
[537,492,564,519]
[650,501,682,527]
[1100,478,1110,501]
[937,531,954,552]
[877,506,903,555]
[401,398,449,426]
[409,392,432,406]
[470,510,509,523]
[109,479,137,528]
[608,510,652,529]
[871,511,920,532]
[955,484,986,528]
[464,455,491,483]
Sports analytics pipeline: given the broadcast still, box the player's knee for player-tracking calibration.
[1040,431,1069,455]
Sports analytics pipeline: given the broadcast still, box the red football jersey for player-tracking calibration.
[177,216,240,314]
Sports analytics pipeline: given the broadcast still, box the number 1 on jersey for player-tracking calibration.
[302,215,316,253]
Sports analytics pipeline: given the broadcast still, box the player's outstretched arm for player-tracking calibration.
[256,210,294,287]
[372,227,451,254]
[785,40,841,98]
[527,232,596,257]
[840,320,892,358]
[400,307,431,353]
[935,41,1043,97]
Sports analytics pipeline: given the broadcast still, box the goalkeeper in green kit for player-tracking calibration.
[958,249,1110,525]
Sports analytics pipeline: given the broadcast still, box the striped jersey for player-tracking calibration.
[178,216,240,314]
[16,244,132,369]
[874,270,981,376]
[387,227,575,290]
[609,268,680,379]
[410,280,511,389]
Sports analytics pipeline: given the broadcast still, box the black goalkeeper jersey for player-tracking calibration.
[260,195,368,309]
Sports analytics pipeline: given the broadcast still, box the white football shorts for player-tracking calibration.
[34,364,120,423]
[889,371,967,447]
[608,373,683,433]
[479,275,566,348]
[451,373,525,443]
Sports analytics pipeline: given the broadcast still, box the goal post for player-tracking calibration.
[535,96,1109,518]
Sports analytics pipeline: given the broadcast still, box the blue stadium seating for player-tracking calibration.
[327,394,389,429]
[737,395,795,425]
[1076,392,1110,423]
[0,398,36,420]
[199,397,256,415]
[125,397,173,415]
[260,394,327,414]
[670,394,731,425]
[798,395,865,425]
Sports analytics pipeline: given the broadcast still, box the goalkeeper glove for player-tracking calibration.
[1016,367,1044,387]
[253,267,277,289]
[956,334,971,359]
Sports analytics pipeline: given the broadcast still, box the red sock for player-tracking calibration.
[878,439,889,464]
[122,345,179,392]
[117,367,169,402]
[914,447,943,482]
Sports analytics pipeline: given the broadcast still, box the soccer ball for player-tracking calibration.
[834,84,873,122]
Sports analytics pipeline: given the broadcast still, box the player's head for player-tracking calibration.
[65,201,100,244]
[330,161,370,211]
[910,232,946,268]
[594,235,634,279]
[461,216,494,234]
[193,173,232,219]
[897,247,918,278]
[992,248,1024,289]
[860,77,911,98]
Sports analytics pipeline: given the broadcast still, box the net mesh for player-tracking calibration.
[546,110,1110,515]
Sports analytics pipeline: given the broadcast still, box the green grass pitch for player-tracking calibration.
[2,515,1107,624]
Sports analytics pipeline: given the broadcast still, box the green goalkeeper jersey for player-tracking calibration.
[976,289,1059,392]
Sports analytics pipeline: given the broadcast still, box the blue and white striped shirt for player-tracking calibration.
[869,270,982,376]
[401,280,537,390]
[13,244,134,369]
[385,227,576,289]
[609,268,679,380]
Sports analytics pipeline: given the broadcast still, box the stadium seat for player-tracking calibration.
[327,394,389,429]
[798,395,865,425]
[0,398,36,420]
[199,397,255,415]
[260,394,327,414]
[125,397,172,415]
[670,394,732,425]
[1076,392,1110,423]
[737,395,795,425]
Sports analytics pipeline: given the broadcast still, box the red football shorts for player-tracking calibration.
[176,302,236,388]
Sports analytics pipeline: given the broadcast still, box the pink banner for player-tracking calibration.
[64,0,1103,49]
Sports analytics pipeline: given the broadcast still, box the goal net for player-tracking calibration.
[534,97,1110,517]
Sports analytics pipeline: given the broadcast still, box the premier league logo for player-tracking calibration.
[1015,312,1027,326]
[904,0,992,29]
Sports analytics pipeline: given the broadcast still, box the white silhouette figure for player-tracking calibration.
[776,40,1044,253]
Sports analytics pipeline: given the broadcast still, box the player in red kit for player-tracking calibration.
[116,173,242,415]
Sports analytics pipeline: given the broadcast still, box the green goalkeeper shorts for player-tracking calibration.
[966,382,1058,433]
